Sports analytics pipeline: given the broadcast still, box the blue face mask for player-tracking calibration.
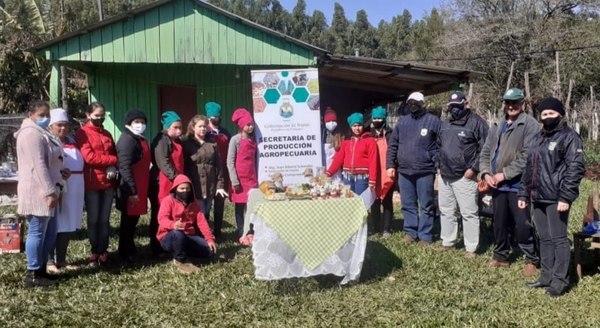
[36,117,50,129]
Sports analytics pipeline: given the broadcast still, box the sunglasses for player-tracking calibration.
[504,100,522,106]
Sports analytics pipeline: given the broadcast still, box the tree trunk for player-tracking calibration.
[60,65,68,110]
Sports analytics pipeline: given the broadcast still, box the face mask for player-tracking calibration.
[407,104,424,116]
[450,106,468,120]
[541,117,561,131]
[175,191,192,203]
[209,117,221,126]
[36,117,50,129]
[90,118,104,127]
[372,121,385,129]
[325,121,337,131]
[130,123,146,135]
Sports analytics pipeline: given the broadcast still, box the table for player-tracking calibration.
[247,190,368,284]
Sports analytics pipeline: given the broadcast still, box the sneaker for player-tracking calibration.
[437,245,454,252]
[46,263,61,274]
[402,235,416,244]
[382,231,392,239]
[184,262,201,273]
[488,259,509,268]
[464,252,477,259]
[24,270,58,288]
[523,263,538,278]
[89,253,99,267]
[173,260,195,274]
[239,235,253,246]
[417,240,431,247]
[63,264,80,271]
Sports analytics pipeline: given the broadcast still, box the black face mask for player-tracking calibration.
[90,118,104,127]
[372,121,385,129]
[407,104,424,116]
[175,191,192,203]
[450,106,468,120]
[209,117,221,126]
[541,117,561,131]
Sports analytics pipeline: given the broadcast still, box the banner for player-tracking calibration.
[251,68,322,185]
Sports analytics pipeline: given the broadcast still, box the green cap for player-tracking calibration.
[347,112,364,126]
[503,88,525,101]
[371,106,387,119]
[161,110,181,129]
[205,102,221,117]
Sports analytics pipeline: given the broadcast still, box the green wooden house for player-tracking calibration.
[31,0,476,138]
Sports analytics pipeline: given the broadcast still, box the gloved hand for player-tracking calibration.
[216,189,229,197]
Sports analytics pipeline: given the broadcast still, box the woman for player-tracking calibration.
[116,109,151,264]
[46,108,84,273]
[182,115,228,229]
[321,106,343,178]
[326,112,378,195]
[518,97,585,297]
[76,102,118,266]
[15,100,64,287]
[154,111,185,204]
[227,108,258,241]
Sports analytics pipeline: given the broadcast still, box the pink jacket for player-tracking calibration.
[15,119,64,217]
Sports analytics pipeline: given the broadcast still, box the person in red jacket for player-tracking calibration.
[157,175,218,274]
[116,109,151,264]
[155,111,185,203]
[75,102,118,266]
[326,112,378,195]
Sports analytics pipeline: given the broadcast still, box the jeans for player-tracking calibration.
[198,197,213,226]
[439,176,480,253]
[85,188,115,255]
[533,202,570,292]
[212,194,226,238]
[118,214,139,259]
[48,232,72,265]
[342,174,369,195]
[159,230,211,261]
[398,173,435,242]
[26,214,57,270]
[235,203,246,237]
[148,178,162,255]
[492,191,539,264]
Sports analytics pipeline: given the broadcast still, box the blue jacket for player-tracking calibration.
[386,112,441,175]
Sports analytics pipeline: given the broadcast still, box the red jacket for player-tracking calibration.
[327,132,378,184]
[157,175,215,243]
[75,122,118,190]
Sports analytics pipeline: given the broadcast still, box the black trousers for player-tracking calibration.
[213,194,226,238]
[370,189,394,233]
[235,203,246,237]
[492,191,538,264]
[148,179,162,255]
[533,202,570,292]
[119,214,139,259]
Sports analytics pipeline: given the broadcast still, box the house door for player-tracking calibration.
[158,85,198,131]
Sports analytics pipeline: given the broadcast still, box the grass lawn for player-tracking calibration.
[1,180,600,327]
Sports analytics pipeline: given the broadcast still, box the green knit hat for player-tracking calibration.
[205,102,221,117]
[371,106,387,119]
[161,110,181,129]
[347,112,364,126]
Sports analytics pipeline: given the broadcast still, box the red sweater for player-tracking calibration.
[75,122,118,190]
[157,175,215,242]
[327,132,378,183]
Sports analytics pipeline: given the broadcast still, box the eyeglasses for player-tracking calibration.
[504,100,522,106]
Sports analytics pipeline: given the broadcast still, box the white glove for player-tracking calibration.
[216,189,229,197]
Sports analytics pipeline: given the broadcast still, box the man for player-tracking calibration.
[437,91,488,258]
[205,101,231,240]
[387,92,441,245]
[479,88,540,277]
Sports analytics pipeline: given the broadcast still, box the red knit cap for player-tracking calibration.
[232,108,253,128]
[323,107,337,123]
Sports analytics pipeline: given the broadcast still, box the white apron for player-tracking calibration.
[56,142,85,233]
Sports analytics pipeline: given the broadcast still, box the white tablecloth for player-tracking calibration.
[250,214,368,285]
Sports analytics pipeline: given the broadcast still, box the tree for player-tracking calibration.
[331,2,350,55]
[378,9,412,59]
[289,0,308,40]
[348,10,378,57]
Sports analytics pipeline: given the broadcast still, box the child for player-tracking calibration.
[326,112,378,195]
[226,108,258,244]
[157,175,217,274]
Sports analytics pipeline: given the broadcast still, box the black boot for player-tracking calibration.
[24,270,58,288]
[37,267,57,281]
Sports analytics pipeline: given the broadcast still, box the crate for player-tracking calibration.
[0,215,24,254]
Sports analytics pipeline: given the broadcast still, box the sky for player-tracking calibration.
[278,0,443,25]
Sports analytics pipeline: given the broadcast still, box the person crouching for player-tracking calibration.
[157,175,217,273]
